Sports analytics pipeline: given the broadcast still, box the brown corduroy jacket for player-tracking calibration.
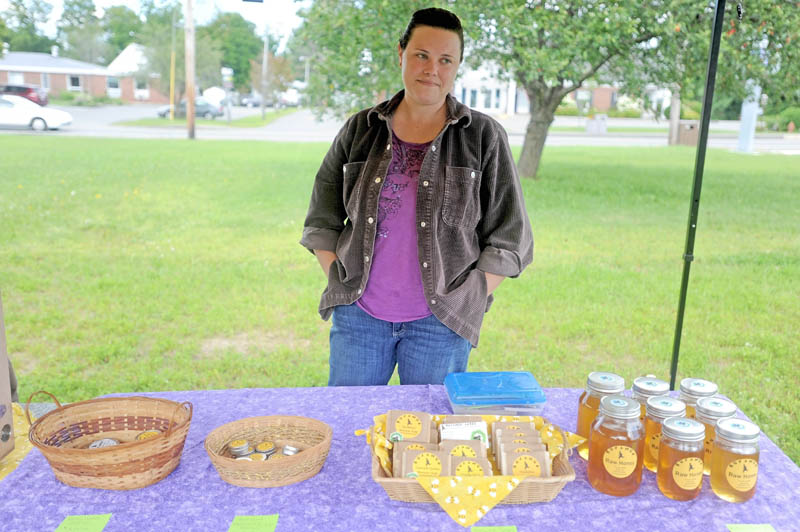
[300,90,533,346]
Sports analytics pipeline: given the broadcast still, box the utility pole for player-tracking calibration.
[261,28,269,120]
[169,6,176,121]
[184,0,196,139]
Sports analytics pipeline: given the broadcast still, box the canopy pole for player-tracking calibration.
[669,0,735,390]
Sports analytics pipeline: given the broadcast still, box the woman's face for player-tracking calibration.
[398,25,461,109]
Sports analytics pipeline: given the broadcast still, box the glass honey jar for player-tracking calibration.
[678,378,718,418]
[695,396,737,476]
[657,417,706,501]
[631,376,669,421]
[577,371,625,460]
[710,418,760,503]
[587,395,644,497]
[643,396,686,473]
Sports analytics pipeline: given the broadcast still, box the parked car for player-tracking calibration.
[0,95,72,131]
[0,84,49,106]
[157,97,223,119]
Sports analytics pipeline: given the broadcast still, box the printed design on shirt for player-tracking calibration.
[376,136,428,239]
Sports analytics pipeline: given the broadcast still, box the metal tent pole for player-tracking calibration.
[669,0,738,390]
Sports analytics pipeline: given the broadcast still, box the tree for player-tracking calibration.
[297,0,800,178]
[139,2,222,107]
[249,50,293,101]
[199,12,263,92]
[58,0,107,64]
[102,5,143,60]
[2,0,54,53]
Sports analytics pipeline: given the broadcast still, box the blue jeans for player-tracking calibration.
[328,303,472,386]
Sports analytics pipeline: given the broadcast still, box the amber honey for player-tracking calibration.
[643,396,686,473]
[577,372,625,460]
[587,396,644,497]
[631,376,669,423]
[695,396,737,476]
[577,392,600,460]
[679,378,718,419]
[656,417,705,501]
[710,418,760,503]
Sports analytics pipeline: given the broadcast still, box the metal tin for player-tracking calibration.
[228,439,251,457]
[586,372,625,394]
[679,378,718,402]
[646,396,687,420]
[88,438,120,449]
[662,417,705,442]
[235,455,253,461]
[251,452,267,461]
[715,418,760,444]
[255,441,276,454]
[695,396,737,423]
[632,376,669,400]
[135,430,162,441]
[598,395,640,419]
[282,445,299,456]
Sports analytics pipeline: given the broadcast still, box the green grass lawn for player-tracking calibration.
[115,108,297,128]
[1,138,797,464]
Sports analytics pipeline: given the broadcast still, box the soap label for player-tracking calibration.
[411,452,442,477]
[449,444,477,457]
[603,445,637,478]
[511,455,542,477]
[454,460,485,476]
[393,414,422,440]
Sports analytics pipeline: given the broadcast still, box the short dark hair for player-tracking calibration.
[398,8,463,62]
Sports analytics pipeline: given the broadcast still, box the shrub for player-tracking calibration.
[778,107,800,131]
[57,90,77,101]
[606,108,641,118]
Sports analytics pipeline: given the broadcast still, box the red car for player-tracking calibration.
[0,84,49,106]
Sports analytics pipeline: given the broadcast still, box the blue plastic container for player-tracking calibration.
[444,371,547,416]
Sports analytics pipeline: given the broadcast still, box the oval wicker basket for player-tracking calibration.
[205,415,333,488]
[26,391,193,490]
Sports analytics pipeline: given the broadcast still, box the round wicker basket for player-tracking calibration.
[26,391,193,490]
[205,415,332,488]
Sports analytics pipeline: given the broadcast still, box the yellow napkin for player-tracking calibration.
[354,413,394,476]
[0,403,35,481]
[418,475,521,527]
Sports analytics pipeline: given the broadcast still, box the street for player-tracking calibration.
[1,104,798,155]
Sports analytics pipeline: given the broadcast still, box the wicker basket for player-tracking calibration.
[205,415,333,488]
[26,391,193,490]
[372,435,576,504]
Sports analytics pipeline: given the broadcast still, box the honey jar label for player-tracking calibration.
[449,444,477,458]
[511,455,542,477]
[603,446,638,478]
[411,452,442,477]
[672,457,703,490]
[726,458,758,491]
[454,460,485,476]
[393,414,423,440]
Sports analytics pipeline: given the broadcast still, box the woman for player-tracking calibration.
[300,7,533,386]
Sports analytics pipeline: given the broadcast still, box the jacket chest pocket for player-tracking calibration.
[442,166,482,228]
[342,161,366,220]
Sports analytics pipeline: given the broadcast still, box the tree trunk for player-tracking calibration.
[668,88,681,145]
[517,87,560,179]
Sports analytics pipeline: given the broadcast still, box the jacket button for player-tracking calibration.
[422,262,428,268]
[430,299,437,305]
[367,217,374,224]
[420,221,426,228]
[386,144,391,150]
[431,145,436,152]
[364,255,370,262]
[357,289,362,294]
[423,180,429,187]
[470,171,475,178]
[375,177,381,183]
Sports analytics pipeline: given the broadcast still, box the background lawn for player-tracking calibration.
[0,137,797,464]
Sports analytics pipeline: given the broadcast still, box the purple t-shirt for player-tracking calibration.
[357,133,433,322]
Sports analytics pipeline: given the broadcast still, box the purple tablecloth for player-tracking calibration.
[1,386,798,532]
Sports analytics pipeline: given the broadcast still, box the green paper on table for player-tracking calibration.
[228,514,279,532]
[726,526,776,532]
[55,514,112,532]
[471,527,517,532]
